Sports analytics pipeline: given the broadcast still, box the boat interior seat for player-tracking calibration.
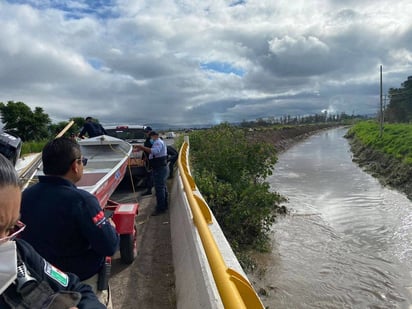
[76,172,107,187]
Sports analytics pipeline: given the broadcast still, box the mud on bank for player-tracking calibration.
[345,133,412,201]
[246,123,340,152]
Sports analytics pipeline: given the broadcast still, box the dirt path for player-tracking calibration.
[109,180,176,309]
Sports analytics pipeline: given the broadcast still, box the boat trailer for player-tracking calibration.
[104,199,139,264]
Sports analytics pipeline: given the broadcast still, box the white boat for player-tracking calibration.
[19,135,132,208]
[75,135,133,207]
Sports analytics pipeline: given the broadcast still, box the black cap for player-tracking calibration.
[149,131,158,136]
[144,126,152,132]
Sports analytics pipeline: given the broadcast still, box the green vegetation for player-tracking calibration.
[21,140,48,155]
[188,123,286,268]
[347,120,412,164]
[0,101,51,141]
[0,101,97,155]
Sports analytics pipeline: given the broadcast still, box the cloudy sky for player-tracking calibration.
[1,0,412,127]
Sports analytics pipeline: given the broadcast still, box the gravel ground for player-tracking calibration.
[109,179,176,309]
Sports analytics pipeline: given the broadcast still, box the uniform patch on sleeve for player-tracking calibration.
[92,210,107,227]
[43,260,69,287]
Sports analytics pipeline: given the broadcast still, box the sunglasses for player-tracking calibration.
[0,221,26,244]
[72,157,88,166]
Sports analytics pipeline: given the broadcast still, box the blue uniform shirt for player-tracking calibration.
[149,138,167,160]
[20,176,119,280]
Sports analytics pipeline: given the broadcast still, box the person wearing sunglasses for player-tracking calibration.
[20,137,119,308]
[0,153,105,308]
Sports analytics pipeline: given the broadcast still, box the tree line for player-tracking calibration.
[385,76,412,123]
[240,112,367,128]
[0,101,88,141]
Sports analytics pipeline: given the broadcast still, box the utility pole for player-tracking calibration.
[380,65,383,138]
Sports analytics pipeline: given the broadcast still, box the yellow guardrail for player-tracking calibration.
[178,140,264,309]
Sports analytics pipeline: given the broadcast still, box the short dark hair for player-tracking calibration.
[85,117,93,121]
[0,153,20,188]
[42,137,81,176]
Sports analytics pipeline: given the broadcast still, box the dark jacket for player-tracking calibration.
[20,176,119,280]
[167,145,178,164]
[79,122,107,138]
[0,239,105,309]
[143,137,153,168]
[144,137,152,148]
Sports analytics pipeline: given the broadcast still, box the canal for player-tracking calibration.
[263,126,412,308]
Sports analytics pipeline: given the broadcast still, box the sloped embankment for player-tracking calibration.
[247,123,339,152]
[345,132,412,200]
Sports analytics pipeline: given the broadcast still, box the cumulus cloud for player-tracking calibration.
[0,0,412,127]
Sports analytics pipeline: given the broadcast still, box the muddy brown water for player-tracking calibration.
[261,127,412,309]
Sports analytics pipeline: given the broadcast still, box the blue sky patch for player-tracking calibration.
[6,0,119,19]
[87,58,104,70]
[200,61,245,77]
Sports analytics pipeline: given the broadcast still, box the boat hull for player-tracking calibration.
[76,135,132,208]
[24,135,132,209]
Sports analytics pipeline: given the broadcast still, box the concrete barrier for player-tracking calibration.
[170,177,223,308]
[169,138,264,309]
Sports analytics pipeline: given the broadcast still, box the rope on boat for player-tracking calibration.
[107,141,139,203]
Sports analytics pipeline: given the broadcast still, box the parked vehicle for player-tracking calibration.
[166,131,176,139]
[0,131,22,166]
[105,125,148,184]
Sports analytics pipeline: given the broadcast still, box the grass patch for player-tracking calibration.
[347,120,412,164]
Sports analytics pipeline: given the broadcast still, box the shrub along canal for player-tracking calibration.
[256,126,412,308]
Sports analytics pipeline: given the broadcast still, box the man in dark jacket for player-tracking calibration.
[0,153,104,309]
[20,137,119,308]
[167,145,178,179]
[141,126,154,196]
[79,117,107,139]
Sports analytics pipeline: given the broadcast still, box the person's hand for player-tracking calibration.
[69,307,78,309]
[108,217,116,228]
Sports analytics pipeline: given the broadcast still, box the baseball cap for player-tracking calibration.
[144,126,152,132]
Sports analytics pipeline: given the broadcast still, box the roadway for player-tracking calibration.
[109,178,176,309]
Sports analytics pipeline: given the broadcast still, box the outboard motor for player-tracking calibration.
[0,131,22,166]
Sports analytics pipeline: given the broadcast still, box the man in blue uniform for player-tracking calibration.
[136,131,169,216]
[141,126,154,196]
[79,117,107,139]
[20,137,119,308]
[0,153,104,308]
